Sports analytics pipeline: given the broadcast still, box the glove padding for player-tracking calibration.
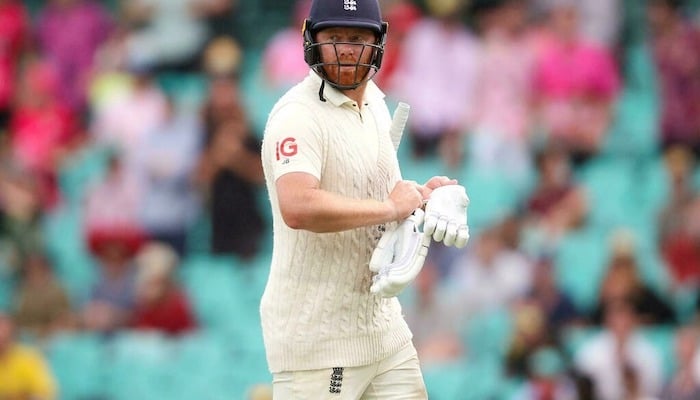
[369,209,431,298]
[423,185,470,248]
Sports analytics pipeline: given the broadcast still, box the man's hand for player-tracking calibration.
[424,176,458,191]
[386,180,424,222]
[423,185,470,248]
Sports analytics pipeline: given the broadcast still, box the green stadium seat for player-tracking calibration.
[457,168,524,233]
[41,206,98,306]
[553,227,609,312]
[103,331,176,400]
[57,146,110,208]
[423,357,503,400]
[45,333,108,400]
[459,308,514,363]
[577,157,637,229]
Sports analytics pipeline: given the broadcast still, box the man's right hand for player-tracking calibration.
[386,180,424,222]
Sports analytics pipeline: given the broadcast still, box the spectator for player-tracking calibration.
[374,0,422,88]
[132,96,202,255]
[261,0,311,90]
[0,311,57,400]
[35,0,114,114]
[659,146,700,288]
[513,346,578,399]
[121,0,210,72]
[130,242,197,336]
[647,0,700,155]
[522,255,582,338]
[576,0,623,49]
[201,35,242,79]
[531,0,621,165]
[591,230,676,326]
[467,0,536,181]
[81,231,139,334]
[83,151,145,257]
[658,145,696,246]
[12,253,73,341]
[388,0,479,163]
[194,73,265,259]
[0,0,29,133]
[574,299,664,400]
[521,143,588,256]
[0,162,44,275]
[402,262,462,365]
[90,62,168,169]
[446,225,533,316]
[505,301,550,377]
[82,154,144,333]
[190,0,237,39]
[9,60,78,208]
[659,325,700,400]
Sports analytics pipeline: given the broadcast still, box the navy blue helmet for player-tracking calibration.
[302,0,388,90]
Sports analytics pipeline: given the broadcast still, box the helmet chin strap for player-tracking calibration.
[318,80,326,102]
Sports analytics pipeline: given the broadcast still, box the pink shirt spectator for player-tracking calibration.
[10,104,75,173]
[10,61,76,174]
[472,32,535,140]
[262,0,311,89]
[389,19,480,137]
[533,37,621,140]
[36,0,113,112]
[262,29,309,90]
[0,0,28,110]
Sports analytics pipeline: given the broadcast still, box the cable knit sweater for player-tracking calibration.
[260,73,412,373]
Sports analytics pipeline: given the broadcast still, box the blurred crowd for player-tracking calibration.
[0,0,699,399]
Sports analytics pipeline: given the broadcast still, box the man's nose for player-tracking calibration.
[336,42,356,56]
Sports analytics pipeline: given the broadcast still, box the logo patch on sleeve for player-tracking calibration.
[276,137,298,161]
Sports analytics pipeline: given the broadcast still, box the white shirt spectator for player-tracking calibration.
[575,331,663,400]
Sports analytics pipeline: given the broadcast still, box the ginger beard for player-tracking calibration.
[318,42,374,88]
[317,31,379,88]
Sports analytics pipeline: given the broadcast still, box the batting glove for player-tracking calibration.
[423,185,470,248]
[369,209,431,298]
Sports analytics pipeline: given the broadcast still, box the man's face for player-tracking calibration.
[315,27,377,88]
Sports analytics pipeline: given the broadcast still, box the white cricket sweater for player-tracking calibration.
[260,73,412,373]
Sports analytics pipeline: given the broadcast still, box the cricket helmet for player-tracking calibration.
[302,0,388,90]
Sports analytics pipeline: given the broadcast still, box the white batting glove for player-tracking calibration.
[369,209,431,298]
[423,185,470,248]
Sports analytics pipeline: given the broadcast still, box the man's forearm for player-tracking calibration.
[279,188,396,233]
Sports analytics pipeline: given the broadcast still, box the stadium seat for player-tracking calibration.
[41,206,98,306]
[0,258,15,312]
[459,308,514,363]
[423,357,503,400]
[103,331,176,400]
[576,157,637,230]
[45,332,108,400]
[456,167,524,234]
[57,146,110,208]
[553,227,609,312]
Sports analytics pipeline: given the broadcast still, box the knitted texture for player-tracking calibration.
[260,75,412,373]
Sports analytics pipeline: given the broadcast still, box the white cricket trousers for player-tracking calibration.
[271,342,428,399]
